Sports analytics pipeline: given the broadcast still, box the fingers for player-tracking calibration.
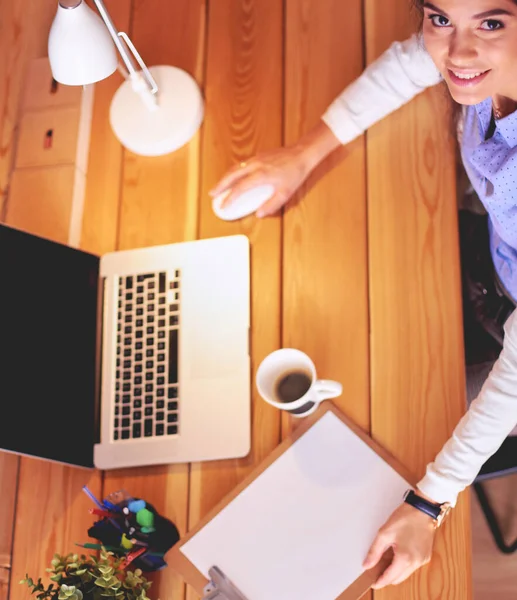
[256,192,288,218]
[210,149,302,216]
[363,533,390,571]
[210,162,255,198]
[372,552,429,589]
[364,503,435,590]
[371,555,411,590]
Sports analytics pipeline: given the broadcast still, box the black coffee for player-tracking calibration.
[275,371,312,404]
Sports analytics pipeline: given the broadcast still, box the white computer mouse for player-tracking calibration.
[212,184,275,221]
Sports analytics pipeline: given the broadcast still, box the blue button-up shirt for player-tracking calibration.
[462,99,517,302]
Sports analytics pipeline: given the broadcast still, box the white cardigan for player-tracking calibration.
[321,34,517,506]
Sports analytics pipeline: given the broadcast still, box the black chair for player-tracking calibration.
[473,436,517,554]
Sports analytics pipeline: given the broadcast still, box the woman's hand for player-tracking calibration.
[209,145,312,218]
[209,120,341,218]
[363,502,437,589]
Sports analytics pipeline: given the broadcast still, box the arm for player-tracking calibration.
[212,34,442,216]
[272,34,443,188]
[417,310,517,506]
[364,311,517,589]
[321,34,442,145]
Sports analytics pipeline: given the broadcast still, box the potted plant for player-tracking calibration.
[20,548,156,600]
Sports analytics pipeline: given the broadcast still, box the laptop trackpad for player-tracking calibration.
[189,318,246,379]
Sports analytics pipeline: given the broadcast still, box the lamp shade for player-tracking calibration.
[48,1,118,85]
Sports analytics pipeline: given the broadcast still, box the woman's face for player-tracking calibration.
[422,0,517,105]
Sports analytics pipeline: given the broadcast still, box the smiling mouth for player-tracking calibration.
[448,69,490,86]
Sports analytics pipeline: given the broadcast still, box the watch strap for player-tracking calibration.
[403,489,442,521]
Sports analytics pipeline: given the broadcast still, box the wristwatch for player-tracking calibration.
[403,489,451,528]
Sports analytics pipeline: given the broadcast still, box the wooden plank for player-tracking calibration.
[0,567,10,600]
[7,165,81,243]
[15,107,84,170]
[0,452,18,566]
[0,117,14,219]
[10,462,102,600]
[282,2,369,598]
[80,0,131,257]
[102,2,207,599]
[4,123,104,600]
[283,1,370,432]
[2,3,105,593]
[0,452,18,600]
[0,0,56,218]
[365,1,472,598]
[117,0,206,248]
[188,0,283,593]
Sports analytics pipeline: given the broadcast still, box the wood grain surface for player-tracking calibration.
[1,0,472,599]
[0,453,18,600]
[0,0,56,215]
[365,0,472,598]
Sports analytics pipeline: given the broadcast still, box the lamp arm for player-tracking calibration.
[90,0,135,74]
[92,0,158,100]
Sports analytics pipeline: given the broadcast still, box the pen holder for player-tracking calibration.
[83,487,180,572]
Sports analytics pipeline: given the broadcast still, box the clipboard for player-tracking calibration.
[169,403,416,600]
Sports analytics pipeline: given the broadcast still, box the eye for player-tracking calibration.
[480,19,504,30]
[428,13,451,27]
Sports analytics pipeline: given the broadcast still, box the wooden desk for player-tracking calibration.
[1,0,471,599]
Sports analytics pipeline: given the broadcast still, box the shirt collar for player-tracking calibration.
[474,97,517,149]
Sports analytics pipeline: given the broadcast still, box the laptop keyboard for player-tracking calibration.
[113,270,180,441]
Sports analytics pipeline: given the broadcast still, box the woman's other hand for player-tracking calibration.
[363,502,437,589]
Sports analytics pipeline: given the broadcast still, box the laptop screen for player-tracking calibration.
[0,224,100,468]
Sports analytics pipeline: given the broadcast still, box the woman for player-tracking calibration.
[211,0,517,589]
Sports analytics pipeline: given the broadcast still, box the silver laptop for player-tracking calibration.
[0,224,251,469]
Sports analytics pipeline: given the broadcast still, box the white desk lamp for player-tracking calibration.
[48,0,204,156]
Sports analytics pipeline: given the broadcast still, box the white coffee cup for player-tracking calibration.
[256,349,343,418]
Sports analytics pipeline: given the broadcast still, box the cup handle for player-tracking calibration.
[314,379,343,401]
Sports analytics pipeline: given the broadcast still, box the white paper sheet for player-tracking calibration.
[181,412,410,600]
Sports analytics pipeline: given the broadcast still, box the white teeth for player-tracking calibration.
[453,71,484,80]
